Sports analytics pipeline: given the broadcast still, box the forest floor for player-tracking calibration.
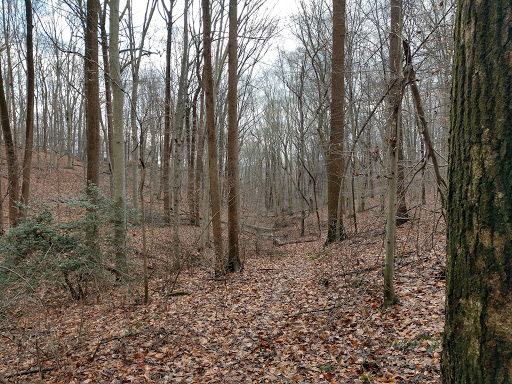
[0,154,446,383]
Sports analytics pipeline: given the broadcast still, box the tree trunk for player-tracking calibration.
[162,1,174,224]
[100,1,115,194]
[226,0,242,272]
[0,55,19,227]
[441,0,512,381]
[326,0,347,244]
[195,90,205,227]
[188,88,199,226]
[85,0,100,193]
[202,0,225,277]
[110,0,127,268]
[21,0,34,208]
[383,0,402,309]
[171,0,189,271]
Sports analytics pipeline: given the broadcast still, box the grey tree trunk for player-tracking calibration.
[383,0,402,309]
[110,0,127,267]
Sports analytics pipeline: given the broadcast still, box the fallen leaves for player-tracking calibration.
[0,166,446,383]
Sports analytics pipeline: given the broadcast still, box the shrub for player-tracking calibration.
[0,187,126,303]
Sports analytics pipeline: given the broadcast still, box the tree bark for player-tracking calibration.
[202,0,225,277]
[326,0,347,244]
[441,0,512,381]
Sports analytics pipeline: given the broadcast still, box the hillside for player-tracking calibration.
[0,153,445,383]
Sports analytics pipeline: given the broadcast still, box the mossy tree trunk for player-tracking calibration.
[441,0,512,381]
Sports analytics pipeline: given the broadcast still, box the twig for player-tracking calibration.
[277,238,319,247]
[4,368,53,379]
[288,305,341,318]
[335,264,382,278]
[89,333,137,362]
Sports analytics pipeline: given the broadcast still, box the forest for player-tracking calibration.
[0,0,510,382]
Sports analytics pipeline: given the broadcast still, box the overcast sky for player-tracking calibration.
[126,0,301,72]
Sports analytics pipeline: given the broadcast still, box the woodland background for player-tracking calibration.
[0,0,453,382]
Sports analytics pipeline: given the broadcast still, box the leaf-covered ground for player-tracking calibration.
[0,155,446,383]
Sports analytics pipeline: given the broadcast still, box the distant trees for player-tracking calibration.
[441,0,512,380]
[0,0,455,285]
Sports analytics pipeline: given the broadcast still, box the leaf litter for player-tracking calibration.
[0,156,445,383]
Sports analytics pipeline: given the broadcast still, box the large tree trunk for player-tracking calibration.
[202,0,225,277]
[226,0,242,272]
[21,0,34,208]
[441,0,512,381]
[383,0,402,309]
[326,0,347,244]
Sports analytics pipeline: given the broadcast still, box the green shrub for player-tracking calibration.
[0,187,127,303]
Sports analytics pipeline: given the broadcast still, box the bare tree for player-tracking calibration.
[162,0,175,224]
[383,0,402,308]
[110,0,127,266]
[171,0,190,271]
[127,0,158,212]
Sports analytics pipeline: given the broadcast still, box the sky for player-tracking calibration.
[126,0,301,74]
